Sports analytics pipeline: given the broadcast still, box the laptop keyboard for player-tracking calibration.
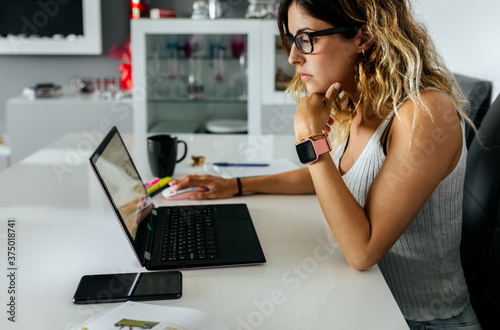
[161,206,218,262]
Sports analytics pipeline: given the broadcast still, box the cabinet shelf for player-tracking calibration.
[147,97,247,104]
[146,55,244,62]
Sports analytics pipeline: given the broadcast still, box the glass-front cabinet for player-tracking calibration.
[132,19,261,141]
[131,19,295,170]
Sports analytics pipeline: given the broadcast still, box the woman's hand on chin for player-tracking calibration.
[294,82,341,138]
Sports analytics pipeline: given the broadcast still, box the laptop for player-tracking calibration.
[89,126,266,270]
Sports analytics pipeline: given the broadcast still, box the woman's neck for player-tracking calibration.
[350,105,384,131]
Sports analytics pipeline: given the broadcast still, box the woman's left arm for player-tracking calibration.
[301,88,463,271]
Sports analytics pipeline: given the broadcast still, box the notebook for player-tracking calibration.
[89,126,266,270]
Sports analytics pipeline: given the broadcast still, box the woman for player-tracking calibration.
[170,0,481,328]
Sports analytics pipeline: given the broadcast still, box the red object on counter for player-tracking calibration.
[119,63,132,91]
[109,35,133,91]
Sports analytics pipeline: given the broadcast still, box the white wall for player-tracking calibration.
[412,0,500,101]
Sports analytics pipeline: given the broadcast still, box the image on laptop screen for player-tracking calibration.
[93,132,153,240]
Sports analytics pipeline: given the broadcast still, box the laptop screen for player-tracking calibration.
[91,128,153,241]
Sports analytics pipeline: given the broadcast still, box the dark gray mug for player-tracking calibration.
[147,135,187,178]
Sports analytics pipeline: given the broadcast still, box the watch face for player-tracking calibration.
[296,140,317,164]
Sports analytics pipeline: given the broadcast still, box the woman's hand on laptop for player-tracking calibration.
[169,175,239,200]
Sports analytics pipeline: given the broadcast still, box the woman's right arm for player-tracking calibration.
[169,167,315,200]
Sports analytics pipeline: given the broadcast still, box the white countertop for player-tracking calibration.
[0,132,408,329]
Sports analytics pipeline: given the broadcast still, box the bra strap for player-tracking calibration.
[382,115,396,156]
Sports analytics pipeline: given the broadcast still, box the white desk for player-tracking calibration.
[0,133,408,329]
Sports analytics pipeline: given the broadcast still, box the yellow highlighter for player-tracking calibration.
[147,177,171,196]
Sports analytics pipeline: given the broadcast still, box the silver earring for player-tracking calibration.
[362,49,365,56]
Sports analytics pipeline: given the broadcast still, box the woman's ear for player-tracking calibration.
[357,25,374,54]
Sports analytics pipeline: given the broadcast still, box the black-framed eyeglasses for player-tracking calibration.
[286,26,360,54]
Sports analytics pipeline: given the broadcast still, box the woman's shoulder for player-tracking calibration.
[387,88,462,159]
[396,89,459,130]
[383,88,463,179]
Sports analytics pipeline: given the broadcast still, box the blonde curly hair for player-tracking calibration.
[278,0,472,149]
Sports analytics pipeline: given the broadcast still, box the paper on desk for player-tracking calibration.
[73,301,228,330]
[203,158,299,178]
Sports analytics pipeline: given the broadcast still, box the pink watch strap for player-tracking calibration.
[312,138,332,156]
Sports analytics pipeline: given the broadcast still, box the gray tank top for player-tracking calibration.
[332,115,469,321]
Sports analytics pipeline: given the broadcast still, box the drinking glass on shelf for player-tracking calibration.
[165,43,180,98]
[231,35,245,58]
[187,57,204,100]
[70,77,83,97]
[107,77,120,95]
[148,45,165,98]
[92,77,105,99]
[212,46,226,98]
[232,53,248,100]
[101,77,118,99]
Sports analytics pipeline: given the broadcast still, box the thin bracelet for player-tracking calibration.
[236,177,242,196]
[295,132,328,145]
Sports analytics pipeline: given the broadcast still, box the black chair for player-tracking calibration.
[455,73,493,149]
[461,93,500,329]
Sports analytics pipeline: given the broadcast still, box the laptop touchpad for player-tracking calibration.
[217,219,256,240]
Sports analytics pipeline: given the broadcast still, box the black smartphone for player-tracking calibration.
[72,271,182,304]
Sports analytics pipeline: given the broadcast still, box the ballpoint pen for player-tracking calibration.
[213,162,269,167]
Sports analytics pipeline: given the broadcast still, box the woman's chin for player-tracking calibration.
[304,81,331,95]
[306,86,327,95]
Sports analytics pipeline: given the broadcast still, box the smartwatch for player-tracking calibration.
[295,137,332,165]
